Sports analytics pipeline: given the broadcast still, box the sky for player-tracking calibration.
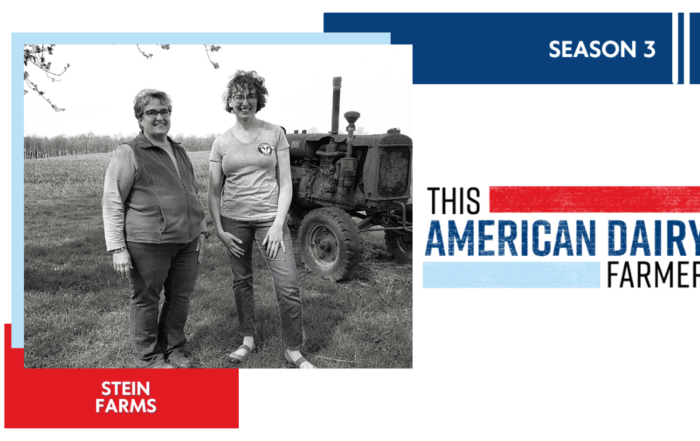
[24,44,413,138]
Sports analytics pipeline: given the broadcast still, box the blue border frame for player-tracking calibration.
[13,32,391,349]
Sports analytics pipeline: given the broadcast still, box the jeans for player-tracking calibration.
[221,217,303,350]
[127,238,200,367]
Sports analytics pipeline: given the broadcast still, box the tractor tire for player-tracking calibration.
[299,208,363,282]
[385,204,412,264]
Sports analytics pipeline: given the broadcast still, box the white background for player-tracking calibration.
[4,1,700,440]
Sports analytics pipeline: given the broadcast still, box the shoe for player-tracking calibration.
[167,353,191,369]
[284,350,316,369]
[147,360,174,369]
[228,344,255,364]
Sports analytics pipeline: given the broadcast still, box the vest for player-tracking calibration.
[122,133,204,244]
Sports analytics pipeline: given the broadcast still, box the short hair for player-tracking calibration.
[223,70,268,113]
[133,89,172,130]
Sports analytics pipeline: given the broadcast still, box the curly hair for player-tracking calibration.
[223,70,268,113]
[133,89,172,130]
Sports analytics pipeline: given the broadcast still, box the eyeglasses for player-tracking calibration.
[231,95,258,103]
[143,109,171,119]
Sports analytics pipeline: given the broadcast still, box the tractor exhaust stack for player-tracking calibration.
[331,77,342,134]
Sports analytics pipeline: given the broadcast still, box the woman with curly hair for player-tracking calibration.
[208,71,315,369]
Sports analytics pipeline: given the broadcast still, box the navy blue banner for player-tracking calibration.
[691,13,700,84]
[324,13,673,84]
[678,13,684,85]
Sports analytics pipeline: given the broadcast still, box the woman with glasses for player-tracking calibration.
[208,71,315,369]
[102,89,207,368]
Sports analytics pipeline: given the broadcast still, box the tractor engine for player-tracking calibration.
[285,77,412,281]
[287,130,412,212]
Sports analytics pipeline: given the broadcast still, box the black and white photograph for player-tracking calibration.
[23,44,413,369]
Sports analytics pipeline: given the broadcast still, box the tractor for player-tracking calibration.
[286,77,412,281]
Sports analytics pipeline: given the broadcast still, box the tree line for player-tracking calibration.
[24,133,219,159]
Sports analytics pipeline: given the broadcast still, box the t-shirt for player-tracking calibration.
[209,120,290,221]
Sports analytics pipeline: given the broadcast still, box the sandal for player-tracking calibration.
[284,350,316,369]
[228,344,255,364]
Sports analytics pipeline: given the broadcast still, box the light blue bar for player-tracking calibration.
[13,33,391,45]
[12,32,390,349]
[12,34,24,348]
[423,262,601,288]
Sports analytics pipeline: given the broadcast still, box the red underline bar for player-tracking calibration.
[490,187,700,213]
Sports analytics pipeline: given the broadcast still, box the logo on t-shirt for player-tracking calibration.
[257,143,273,156]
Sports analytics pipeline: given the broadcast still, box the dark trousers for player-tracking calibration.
[127,239,199,367]
[221,218,303,350]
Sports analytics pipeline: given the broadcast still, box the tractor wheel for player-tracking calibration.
[385,204,412,264]
[299,208,363,282]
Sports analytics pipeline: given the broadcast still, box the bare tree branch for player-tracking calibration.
[24,45,69,80]
[25,44,224,111]
[24,73,65,112]
[204,44,220,69]
[136,44,153,59]
[23,45,69,111]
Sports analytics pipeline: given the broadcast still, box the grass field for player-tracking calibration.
[24,151,412,369]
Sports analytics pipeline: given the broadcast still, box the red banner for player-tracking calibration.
[490,186,700,213]
[4,324,239,428]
